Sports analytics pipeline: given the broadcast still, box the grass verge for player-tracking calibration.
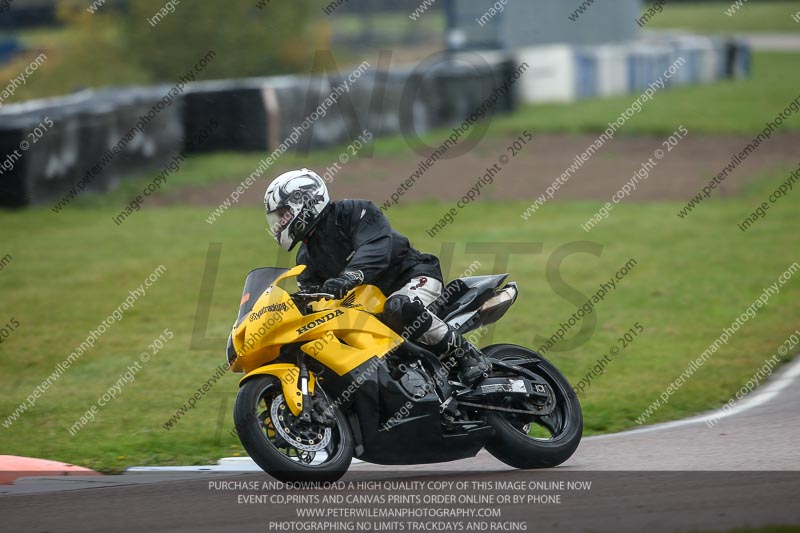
[0,168,798,472]
[69,51,800,208]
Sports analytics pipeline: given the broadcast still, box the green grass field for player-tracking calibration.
[1,166,798,472]
[1,47,799,473]
[70,51,800,207]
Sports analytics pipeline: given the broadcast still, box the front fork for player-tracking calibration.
[297,353,312,423]
[239,363,316,418]
[239,356,336,426]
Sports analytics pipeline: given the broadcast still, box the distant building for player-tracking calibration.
[442,1,747,106]
[444,0,642,50]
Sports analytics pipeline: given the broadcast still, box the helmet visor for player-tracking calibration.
[267,206,293,240]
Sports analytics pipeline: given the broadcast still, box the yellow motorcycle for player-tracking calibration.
[227,265,582,482]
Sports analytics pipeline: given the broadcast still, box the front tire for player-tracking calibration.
[482,344,583,469]
[234,375,353,482]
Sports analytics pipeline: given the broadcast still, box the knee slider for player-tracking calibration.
[383,295,432,341]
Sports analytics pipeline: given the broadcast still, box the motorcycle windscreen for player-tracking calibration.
[234,267,289,328]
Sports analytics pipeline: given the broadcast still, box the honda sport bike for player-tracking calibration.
[227,265,582,482]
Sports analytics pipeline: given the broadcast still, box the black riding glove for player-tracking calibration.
[321,270,364,299]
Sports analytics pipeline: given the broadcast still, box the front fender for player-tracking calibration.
[239,363,316,417]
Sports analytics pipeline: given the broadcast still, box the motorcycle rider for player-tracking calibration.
[264,168,491,385]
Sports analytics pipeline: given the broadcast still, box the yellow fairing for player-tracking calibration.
[232,265,403,414]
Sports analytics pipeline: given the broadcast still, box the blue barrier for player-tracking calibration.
[517,36,751,104]
[0,38,20,65]
[574,50,599,99]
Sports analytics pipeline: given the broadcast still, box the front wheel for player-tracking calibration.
[234,375,353,482]
[482,344,583,469]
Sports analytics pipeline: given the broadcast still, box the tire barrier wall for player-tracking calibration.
[1,52,516,208]
[1,36,749,208]
[1,87,183,208]
[180,52,516,156]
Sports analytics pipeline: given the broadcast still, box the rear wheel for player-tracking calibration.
[234,375,353,482]
[482,344,582,469]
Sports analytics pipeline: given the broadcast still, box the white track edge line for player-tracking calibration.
[585,354,800,440]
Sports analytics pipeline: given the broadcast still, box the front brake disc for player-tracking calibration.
[270,394,332,452]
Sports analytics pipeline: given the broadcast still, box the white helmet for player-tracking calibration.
[264,169,330,251]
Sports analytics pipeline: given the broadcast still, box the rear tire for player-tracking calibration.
[234,375,353,482]
[482,344,583,469]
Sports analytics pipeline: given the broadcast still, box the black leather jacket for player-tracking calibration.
[296,199,442,295]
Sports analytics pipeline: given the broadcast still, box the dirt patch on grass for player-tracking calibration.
[154,133,800,207]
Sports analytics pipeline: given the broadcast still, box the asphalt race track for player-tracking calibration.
[2,357,799,533]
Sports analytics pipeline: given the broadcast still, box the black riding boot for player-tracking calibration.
[434,328,491,385]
